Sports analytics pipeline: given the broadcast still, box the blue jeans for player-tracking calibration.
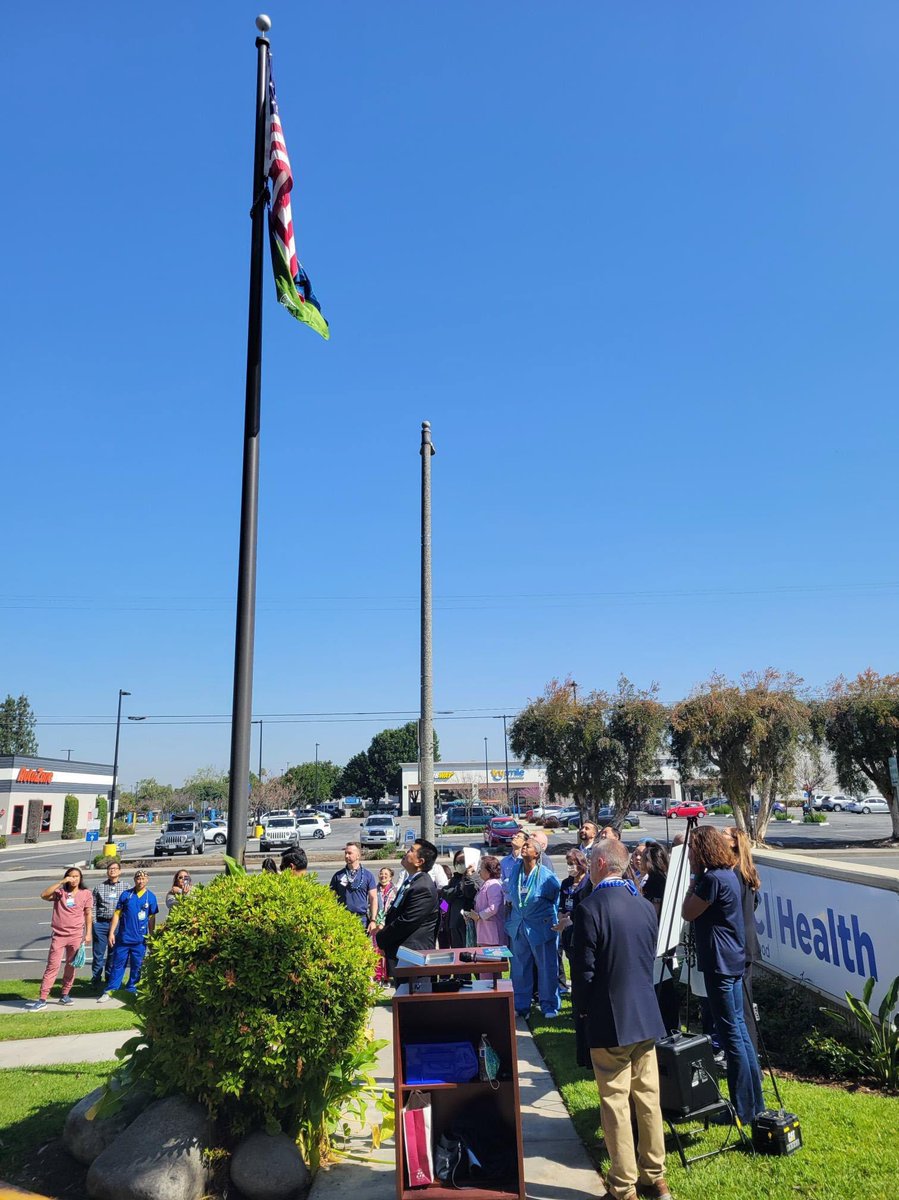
[107,941,147,993]
[704,972,764,1124]
[91,920,112,984]
[510,930,560,1016]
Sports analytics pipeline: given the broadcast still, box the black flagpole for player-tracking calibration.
[226,15,271,863]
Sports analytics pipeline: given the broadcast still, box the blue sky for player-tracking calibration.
[3,2,898,787]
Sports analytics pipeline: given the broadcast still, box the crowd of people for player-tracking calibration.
[26,818,766,1200]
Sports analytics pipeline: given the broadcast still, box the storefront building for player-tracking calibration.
[0,756,113,843]
[401,760,547,815]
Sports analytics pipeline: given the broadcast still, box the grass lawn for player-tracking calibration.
[0,979,136,1042]
[0,1060,116,1180]
[530,1003,899,1200]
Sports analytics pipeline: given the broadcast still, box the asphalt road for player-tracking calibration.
[2,810,896,981]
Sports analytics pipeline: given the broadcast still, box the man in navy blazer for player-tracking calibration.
[571,839,670,1200]
[376,838,440,978]
[507,831,561,1018]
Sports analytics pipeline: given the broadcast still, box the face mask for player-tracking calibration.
[454,863,465,874]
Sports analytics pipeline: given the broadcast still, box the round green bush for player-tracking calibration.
[138,871,377,1135]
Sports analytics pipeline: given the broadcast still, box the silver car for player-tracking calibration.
[846,797,890,815]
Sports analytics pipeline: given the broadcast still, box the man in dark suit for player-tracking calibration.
[376,838,440,978]
[571,839,671,1200]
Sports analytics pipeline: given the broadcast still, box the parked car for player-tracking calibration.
[535,806,564,826]
[442,805,497,829]
[202,820,228,846]
[705,798,732,814]
[359,815,400,847]
[259,817,303,852]
[666,802,707,819]
[556,807,582,826]
[595,806,641,829]
[260,810,293,829]
[155,819,205,857]
[296,815,331,839]
[846,797,890,815]
[642,798,668,816]
[820,795,851,812]
[524,806,546,821]
[318,802,344,818]
[484,816,522,847]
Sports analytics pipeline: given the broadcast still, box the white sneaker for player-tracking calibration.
[96,992,112,1004]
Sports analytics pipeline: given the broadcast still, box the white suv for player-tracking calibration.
[360,815,399,848]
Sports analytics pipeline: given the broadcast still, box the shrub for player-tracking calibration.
[803,811,827,824]
[364,845,398,861]
[96,796,108,831]
[135,870,380,1143]
[774,811,789,821]
[112,820,131,835]
[93,852,117,870]
[0,835,6,849]
[61,795,79,839]
[823,975,899,1092]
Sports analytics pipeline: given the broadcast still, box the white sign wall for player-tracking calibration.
[755,860,899,1010]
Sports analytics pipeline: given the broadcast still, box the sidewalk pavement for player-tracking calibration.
[0,1028,137,1068]
[311,1004,602,1200]
[0,1000,603,1198]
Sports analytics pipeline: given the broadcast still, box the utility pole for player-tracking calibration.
[419,421,436,842]
[502,715,511,813]
[484,737,490,807]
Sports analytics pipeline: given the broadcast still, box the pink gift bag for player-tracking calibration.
[402,1090,434,1187]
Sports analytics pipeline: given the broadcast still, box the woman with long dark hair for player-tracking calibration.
[641,842,679,1033]
[682,826,764,1125]
[727,827,762,1049]
[27,867,93,1010]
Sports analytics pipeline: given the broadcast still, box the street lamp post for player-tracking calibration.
[105,690,130,854]
[502,715,511,813]
[314,742,320,805]
[61,749,73,762]
[484,737,489,807]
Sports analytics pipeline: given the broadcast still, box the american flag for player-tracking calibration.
[267,71,324,317]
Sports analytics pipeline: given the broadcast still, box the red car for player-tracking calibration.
[666,802,707,819]
[485,817,522,847]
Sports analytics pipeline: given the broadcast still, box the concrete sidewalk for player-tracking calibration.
[311,1004,602,1200]
[0,1028,137,1068]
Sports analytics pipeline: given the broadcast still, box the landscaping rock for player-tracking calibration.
[230,1130,311,1200]
[86,1095,215,1200]
[63,1084,152,1165]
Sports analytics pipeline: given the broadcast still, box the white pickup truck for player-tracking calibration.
[359,815,399,848]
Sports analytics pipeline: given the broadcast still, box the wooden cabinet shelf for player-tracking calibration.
[392,953,524,1200]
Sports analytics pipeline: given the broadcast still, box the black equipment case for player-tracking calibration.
[655,1033,723,1119]
[752,1109,803,1155]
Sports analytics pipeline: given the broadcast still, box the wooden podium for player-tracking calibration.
[392,950,525,1200]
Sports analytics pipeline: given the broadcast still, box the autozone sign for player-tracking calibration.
[16,768,54,784]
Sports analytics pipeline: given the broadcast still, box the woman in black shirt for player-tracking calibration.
[727,827,762,1050]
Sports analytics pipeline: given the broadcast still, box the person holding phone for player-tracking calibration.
[26,867,93,1010]
[165,869,192,911]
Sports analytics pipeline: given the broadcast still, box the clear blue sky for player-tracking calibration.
[3,2,898,787]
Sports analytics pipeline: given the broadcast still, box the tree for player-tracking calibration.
[179,767,229,812]
[822,669,899,840]
[670,670,808,840]
[605,677,669,812]
[337,751,376,802]
[250,774,295,820]
[509,677,669,824]
[283,760,341,806]
[0,694,38,756]
[366,722,439,801]
[127,778,174,815]
[509,679,619,821]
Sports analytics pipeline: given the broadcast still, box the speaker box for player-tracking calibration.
[655,1033,723,1119]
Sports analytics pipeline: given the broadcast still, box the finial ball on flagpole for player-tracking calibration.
[256,14,272,32]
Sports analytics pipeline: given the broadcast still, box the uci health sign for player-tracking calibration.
[755,850,899,1010]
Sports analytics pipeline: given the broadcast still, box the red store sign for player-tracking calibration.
[16,768,54,784]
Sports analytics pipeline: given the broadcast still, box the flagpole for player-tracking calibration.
[226,14,271,864]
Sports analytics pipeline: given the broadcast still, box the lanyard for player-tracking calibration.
[592,877,638,896]
[518,863,539,906]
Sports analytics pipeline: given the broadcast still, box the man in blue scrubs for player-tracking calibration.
[97,869,159,1001]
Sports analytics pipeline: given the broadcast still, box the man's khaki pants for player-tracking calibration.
[590,1039,666,1199]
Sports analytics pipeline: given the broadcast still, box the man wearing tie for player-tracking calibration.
[376,839,440,978]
